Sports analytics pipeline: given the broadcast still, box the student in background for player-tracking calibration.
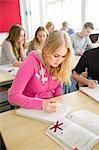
[45,21,55,35]
[8,30,74,112]
[72,47,99,88]
[61,21,74,35]
[28,26,47,53]
[0,24,27,67]
[70,22,99,56]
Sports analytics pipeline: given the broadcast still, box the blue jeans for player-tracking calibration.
[62,79,78,94]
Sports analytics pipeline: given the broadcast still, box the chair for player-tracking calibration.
[89,34,99,43]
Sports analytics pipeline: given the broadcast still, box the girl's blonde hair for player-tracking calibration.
[6,24,26,59]
[42,30,74,85]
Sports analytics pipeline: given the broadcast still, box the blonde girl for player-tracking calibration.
[8,30,74,112]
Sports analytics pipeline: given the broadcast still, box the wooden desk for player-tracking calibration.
[0,72,14,86]
[0,72,14,112]
[0,65,18,112]
[0,64,18,86]
[0,91,99,150]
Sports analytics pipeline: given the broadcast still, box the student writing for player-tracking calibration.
[72,47,99,88]
[8,30,74,112]
[70,22,99,56]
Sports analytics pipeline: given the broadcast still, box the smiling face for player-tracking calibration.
[47,45,68,67]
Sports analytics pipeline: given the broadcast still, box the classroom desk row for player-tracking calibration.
[0,64,19,86]
[0,72,14,86]
[0,91,99,150]
[0,65,18,112]
[0,55,81,86]
[0,72,14,112]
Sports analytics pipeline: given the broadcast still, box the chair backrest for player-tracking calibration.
[89,33,99,43]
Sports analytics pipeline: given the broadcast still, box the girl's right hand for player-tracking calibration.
[42,99,59,112]
[88,80,98,88]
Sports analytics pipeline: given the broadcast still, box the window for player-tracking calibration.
[42,0,82,30]
[42,0,99,32]
[86,0,99,31]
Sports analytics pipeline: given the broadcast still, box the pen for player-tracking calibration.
[88,77,92,80]
[88,77,98,85]
[8,69,14,72]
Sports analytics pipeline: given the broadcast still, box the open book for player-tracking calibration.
[46,109,99,150]
[16,103,71,123]
[79,85,99,102]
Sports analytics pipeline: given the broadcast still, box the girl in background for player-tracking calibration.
[0,24,27,67]
[28,26,47,53]
[8,30,74,112]
[45,21,55,35]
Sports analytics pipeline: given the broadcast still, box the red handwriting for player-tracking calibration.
[50,121,63,132]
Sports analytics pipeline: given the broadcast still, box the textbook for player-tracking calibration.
[79,85,99,102]
[46,109,99,150]
[16,103,71,123]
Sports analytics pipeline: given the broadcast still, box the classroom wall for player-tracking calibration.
[0,0,99,43]
[20,0,42,40]
[0,0,22,44]
[0,0,42,43]
[0,0,21,32]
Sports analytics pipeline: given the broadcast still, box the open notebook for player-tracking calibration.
[79,85,99,102]
[16,103,71,123]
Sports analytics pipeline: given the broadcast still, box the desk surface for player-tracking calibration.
[0,65,18,85]
[0,72,14,85]
[0,91,99,150]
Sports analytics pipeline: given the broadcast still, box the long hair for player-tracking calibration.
[6,24,26,58]
[32,26,47,50]
[42,30,74,85]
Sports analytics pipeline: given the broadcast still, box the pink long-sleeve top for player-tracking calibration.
[8,51,62,110]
